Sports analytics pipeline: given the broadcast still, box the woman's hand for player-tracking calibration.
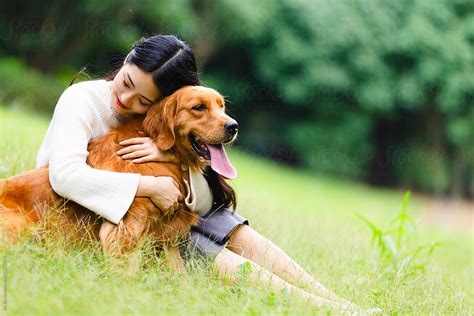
[137,176,182,215]
[117,136,176,163]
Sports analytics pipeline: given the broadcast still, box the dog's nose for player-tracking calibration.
[224,121,239,135]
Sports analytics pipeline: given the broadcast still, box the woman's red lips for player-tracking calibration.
[115,96,127,110]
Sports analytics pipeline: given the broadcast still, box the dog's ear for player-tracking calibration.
[143,94,177,151]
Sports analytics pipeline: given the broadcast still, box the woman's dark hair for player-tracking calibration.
[107,34,200,96]
[205,167,237,211]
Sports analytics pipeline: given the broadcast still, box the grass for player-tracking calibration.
[0,105,473,315]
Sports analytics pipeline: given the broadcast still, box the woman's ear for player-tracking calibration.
[143,94,177,151]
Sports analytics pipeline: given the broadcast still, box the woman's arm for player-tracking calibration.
[137,176,182,214]
[44,83,179,224]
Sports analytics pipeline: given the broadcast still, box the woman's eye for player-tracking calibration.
[123,80,130,88]
[140,100,151,106]
[192,104,207,111]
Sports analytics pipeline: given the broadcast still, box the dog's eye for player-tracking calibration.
[192,104,207,111]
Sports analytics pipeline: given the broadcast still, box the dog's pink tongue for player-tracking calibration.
[207,144,237,179]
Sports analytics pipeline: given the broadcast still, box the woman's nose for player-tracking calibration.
[121,92,134,106]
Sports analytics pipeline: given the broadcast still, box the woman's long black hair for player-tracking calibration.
[102,34,200,96]
[124,34,200,96]
[206,167,237,211]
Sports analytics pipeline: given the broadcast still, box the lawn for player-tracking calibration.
[0,106,472,315]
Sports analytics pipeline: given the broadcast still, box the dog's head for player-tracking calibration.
[143,86,238,179]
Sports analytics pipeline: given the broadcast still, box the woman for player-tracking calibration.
[37,34,368,312]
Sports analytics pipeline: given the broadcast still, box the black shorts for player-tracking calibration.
[180,207,248,260]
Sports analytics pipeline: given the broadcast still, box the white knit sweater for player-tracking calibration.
[36,80,141,224]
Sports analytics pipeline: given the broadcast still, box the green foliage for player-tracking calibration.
[356,191,441,278]
[205,0,474,197]
[238,261,252,279]
[0,58,66,113]
[392,144,451,194]
[287,112,373,179]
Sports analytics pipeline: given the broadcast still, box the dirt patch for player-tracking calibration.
[421,198,473,232]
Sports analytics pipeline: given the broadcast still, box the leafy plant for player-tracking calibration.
[356,191,441,277]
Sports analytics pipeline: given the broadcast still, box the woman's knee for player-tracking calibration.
[214,248,250,281]
[215,248,247,268]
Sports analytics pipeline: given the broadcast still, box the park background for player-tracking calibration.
[0,0,472,314]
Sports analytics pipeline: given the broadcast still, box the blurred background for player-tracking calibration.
[0,0,472,202]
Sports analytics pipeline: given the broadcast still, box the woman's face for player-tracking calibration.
[110,63,160,115]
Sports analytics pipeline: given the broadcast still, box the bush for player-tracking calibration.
[0,57,66,113]
[392,144,450,195]
[287,112,374,179]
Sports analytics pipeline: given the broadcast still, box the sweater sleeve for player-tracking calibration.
[48,86,141,224]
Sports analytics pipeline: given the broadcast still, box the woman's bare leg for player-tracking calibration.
[214,248,355,312]
[227,225,355,306]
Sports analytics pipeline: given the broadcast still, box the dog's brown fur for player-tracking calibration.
[0,86,237,262]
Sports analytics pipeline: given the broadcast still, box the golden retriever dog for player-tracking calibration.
[0,86,238,268]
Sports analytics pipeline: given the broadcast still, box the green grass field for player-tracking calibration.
[0,106,472,315]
